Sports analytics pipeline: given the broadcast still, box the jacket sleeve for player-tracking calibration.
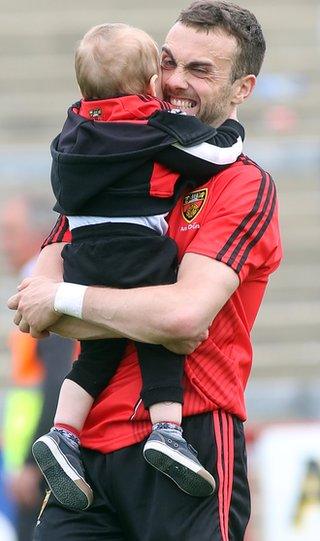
[150,114,245,182]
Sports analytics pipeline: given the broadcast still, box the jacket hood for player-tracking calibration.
[51,96,176,215]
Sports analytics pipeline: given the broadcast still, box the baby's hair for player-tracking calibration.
[75,23,160,99]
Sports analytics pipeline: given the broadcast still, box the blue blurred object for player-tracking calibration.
[0,448,17,539]
[255,72,308,100]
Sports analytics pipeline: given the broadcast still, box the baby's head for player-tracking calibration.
[75,23,160,100]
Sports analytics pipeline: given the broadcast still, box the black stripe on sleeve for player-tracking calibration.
[216,170,267,261]
[227,173,274,267]
[55,215,69,242]
[235,184,277,273]
[41,215,61,248]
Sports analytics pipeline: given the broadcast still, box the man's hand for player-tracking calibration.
[7,276,62,337]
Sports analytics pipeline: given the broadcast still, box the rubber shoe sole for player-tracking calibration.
[32,436,93,511]
[143,440,215,497]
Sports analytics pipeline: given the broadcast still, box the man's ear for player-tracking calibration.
[147,74,160,97]
[231,74,256,105]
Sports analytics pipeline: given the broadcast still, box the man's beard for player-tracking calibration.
[197,90,232,126]
[162,85,232,126]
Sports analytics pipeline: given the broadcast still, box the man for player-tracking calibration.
[9,2,282,540]
[0,195,75,541]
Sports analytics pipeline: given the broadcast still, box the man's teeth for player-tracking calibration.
[170,98,195,109]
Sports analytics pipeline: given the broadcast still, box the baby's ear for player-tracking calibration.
[147,74,160,98]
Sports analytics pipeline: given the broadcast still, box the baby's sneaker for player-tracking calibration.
[143,422,215,497]
[32,428,93,511]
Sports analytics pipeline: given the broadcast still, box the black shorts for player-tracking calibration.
[34,412,250,541]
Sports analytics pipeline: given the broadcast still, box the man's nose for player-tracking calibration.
[165,66,189,90]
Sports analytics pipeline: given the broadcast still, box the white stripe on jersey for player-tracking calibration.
[172,135,242,165]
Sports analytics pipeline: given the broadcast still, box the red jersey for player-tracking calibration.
[44,155,282,453]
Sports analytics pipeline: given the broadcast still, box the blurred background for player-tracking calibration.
[0,0,319,539]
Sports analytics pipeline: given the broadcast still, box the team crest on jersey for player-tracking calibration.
[182,188,208,222]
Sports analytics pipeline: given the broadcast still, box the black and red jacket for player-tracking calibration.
[51,95,244,217]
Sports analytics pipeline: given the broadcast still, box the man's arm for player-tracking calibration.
[82,253,238,343]
[15,242,198,352]
[9,252,239,346]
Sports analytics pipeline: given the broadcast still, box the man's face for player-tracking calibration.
[161,22,239,125]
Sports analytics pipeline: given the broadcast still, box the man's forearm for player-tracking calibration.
[50,311,206,355]
[82,283,187,344]
[49,314,123,340]
[80,253,238,344]
[31,242,186,343]
[49,283,182,344]
[31,244,191,343]
[24,244,216,344]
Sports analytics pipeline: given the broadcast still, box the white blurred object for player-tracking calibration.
[0,513,17,541]
[255,424,320,541]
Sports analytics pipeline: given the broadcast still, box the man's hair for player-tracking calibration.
[75,23,160,99]
[178,1,266,81]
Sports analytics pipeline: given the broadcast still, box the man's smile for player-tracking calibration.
[169,97,197,109]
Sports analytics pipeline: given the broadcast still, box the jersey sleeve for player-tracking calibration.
[154,118,244,183]
[41,214,71,249]
[185,162,282,283]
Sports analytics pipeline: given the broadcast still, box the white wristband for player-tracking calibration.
[53,283,88,319]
